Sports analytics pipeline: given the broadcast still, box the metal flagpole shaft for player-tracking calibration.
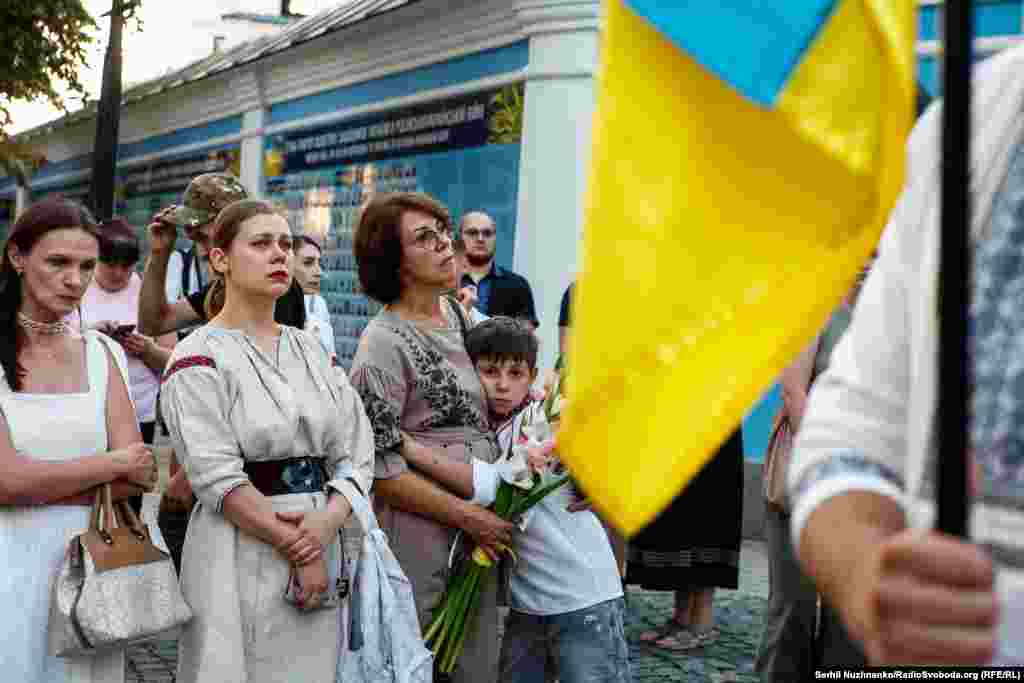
[936,0,972,538]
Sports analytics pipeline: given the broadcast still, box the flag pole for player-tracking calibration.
[936,0,972,537]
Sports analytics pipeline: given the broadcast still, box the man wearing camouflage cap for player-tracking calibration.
[137,172,307,573]
[138,172,306,336]
[166,171,248,229]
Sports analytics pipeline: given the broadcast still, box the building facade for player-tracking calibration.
[1,0,1019,470]
[1,0,596,371]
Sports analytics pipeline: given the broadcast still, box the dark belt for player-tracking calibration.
[243,457,328,497]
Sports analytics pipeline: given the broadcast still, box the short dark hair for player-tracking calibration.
[464,316,538,370]
[98,217,140,264]
[353,192,451,304]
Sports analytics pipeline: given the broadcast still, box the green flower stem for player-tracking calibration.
[445,567,480,671]
[444,568,483,673]
[430,604,453,656]
[514,475,571,513]
[423,602,447,644]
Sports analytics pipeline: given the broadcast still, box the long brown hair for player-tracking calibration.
[203,199,286,319]
[0,197,98,390]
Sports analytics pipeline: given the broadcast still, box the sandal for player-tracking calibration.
[654,626,719,651]
[639,618,689,644]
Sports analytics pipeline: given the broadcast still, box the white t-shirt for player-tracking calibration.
[474,403,623,615]
[74,274,161,422]
[304,294,336,358]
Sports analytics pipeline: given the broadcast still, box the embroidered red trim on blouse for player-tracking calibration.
[161,355,216,384]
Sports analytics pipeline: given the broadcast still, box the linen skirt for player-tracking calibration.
[176,492,342,683]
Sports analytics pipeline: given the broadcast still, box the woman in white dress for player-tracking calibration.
[292,235,336,360]
[0,197,159,683]
[159,199,374,683]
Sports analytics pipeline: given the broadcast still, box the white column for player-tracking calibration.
[241,109,266,198]
[236,71,267,198]
[15,185,30,217]
[512,1,600,370]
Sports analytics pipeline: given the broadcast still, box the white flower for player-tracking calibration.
[496,447,534,490]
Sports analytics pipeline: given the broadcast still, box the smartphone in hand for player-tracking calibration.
[112,324,136,338]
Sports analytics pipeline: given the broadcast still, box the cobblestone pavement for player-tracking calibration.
[625,539,769,683]
[131,448,771,682]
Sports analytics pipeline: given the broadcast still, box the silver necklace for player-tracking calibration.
[17,312,70,336]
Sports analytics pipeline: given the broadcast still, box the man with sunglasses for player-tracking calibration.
[459,211,538,329]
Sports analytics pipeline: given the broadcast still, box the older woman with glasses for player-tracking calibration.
[350,192,516,682]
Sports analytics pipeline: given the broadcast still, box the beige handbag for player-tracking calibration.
[48,484,193,656]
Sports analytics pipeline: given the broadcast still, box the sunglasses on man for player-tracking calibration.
[462,228,495,240]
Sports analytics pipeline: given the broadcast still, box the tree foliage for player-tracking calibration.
[0,1,99,138]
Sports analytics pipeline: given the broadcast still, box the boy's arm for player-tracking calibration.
[400,433,499,504]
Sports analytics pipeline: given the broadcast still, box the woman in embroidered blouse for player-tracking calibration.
[350,192,517,682]
[160,199,374,683]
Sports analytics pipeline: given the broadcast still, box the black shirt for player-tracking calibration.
[461,264,538,326]
[186,279,307,328]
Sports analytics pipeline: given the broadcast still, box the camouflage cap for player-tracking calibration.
[165,173,248,228]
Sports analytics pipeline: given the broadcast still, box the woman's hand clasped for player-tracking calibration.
[276,503,352,611]
[110,443,157,492]
[276,526,324,567]
[276,503,350,555]
[291,556,330,611]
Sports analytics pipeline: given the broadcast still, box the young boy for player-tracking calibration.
[402,317,630,683]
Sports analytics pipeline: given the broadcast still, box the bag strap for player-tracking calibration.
[445,295,470,340]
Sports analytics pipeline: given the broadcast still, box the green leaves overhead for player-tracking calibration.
[0,1,100,137]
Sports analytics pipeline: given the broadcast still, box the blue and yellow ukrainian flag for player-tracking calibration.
[559,1,915,534]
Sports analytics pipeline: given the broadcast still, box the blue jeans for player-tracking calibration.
[499,598,632,683]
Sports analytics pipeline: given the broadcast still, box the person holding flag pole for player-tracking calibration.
[551,0,1008,669]
[787,1,1024,666]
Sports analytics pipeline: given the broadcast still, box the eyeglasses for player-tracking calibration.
[463,228,495,240]
[411,223,454,252]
